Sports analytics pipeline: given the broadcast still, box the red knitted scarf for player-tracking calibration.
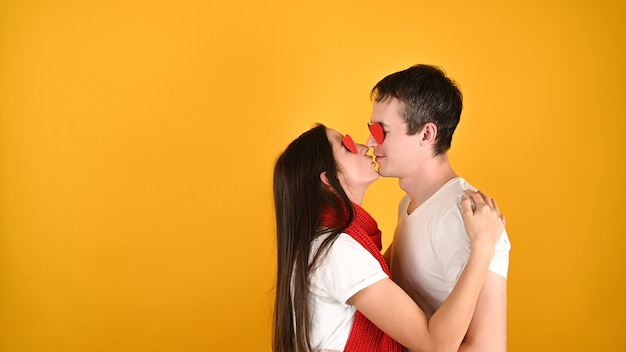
[319,203,403,352]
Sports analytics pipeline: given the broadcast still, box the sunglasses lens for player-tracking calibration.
[369,123,384,144]
[342,135,357,154]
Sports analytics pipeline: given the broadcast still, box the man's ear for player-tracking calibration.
[420,122,438,146]
[320,171,331,186]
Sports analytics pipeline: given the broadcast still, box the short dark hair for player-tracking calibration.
[371,64,463,155]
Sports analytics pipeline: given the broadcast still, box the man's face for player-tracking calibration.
[367,98,422,178]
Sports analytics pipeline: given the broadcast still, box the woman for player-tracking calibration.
[273,124,505,352]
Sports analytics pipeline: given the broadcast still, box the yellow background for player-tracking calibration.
[1,0,624,351]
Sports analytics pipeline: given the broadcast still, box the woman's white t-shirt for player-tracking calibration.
[305,233,388,351]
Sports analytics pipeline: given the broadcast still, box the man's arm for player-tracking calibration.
[458,272,508,352]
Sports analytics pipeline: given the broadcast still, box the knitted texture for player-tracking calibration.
[319,203,404,352]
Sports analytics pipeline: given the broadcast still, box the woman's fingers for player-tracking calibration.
[460,194,475,217]
[464,190,485,212]
[467,190,501,213]
[491,197,500,215]
[476,190,497,209]
[464,190,506,225]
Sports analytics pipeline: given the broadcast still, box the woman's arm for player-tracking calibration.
[348,191,504,352]
[348,251,491,351]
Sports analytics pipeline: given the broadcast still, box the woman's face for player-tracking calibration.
[326,128,379,201]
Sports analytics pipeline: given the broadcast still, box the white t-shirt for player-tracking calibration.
[389,177,511,317]
[304,233,389,351]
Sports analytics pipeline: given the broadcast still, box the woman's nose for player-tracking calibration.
[366,134,377,147]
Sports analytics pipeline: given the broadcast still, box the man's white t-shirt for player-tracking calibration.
[389,177,511,317]
[303,233,388,351]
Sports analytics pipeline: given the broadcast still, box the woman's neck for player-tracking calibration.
[344,185,369,206]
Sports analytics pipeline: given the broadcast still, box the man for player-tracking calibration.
[367,64,511,351]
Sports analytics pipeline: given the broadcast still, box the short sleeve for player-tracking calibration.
[315,234,389,304]
[489,229,511,278]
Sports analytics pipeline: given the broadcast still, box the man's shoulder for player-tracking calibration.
[447,176,476,192]
[427,177,473,214]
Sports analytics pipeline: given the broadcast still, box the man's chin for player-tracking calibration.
[377,169,391,178]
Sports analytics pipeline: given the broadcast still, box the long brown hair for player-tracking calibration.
[272,124,354,352]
